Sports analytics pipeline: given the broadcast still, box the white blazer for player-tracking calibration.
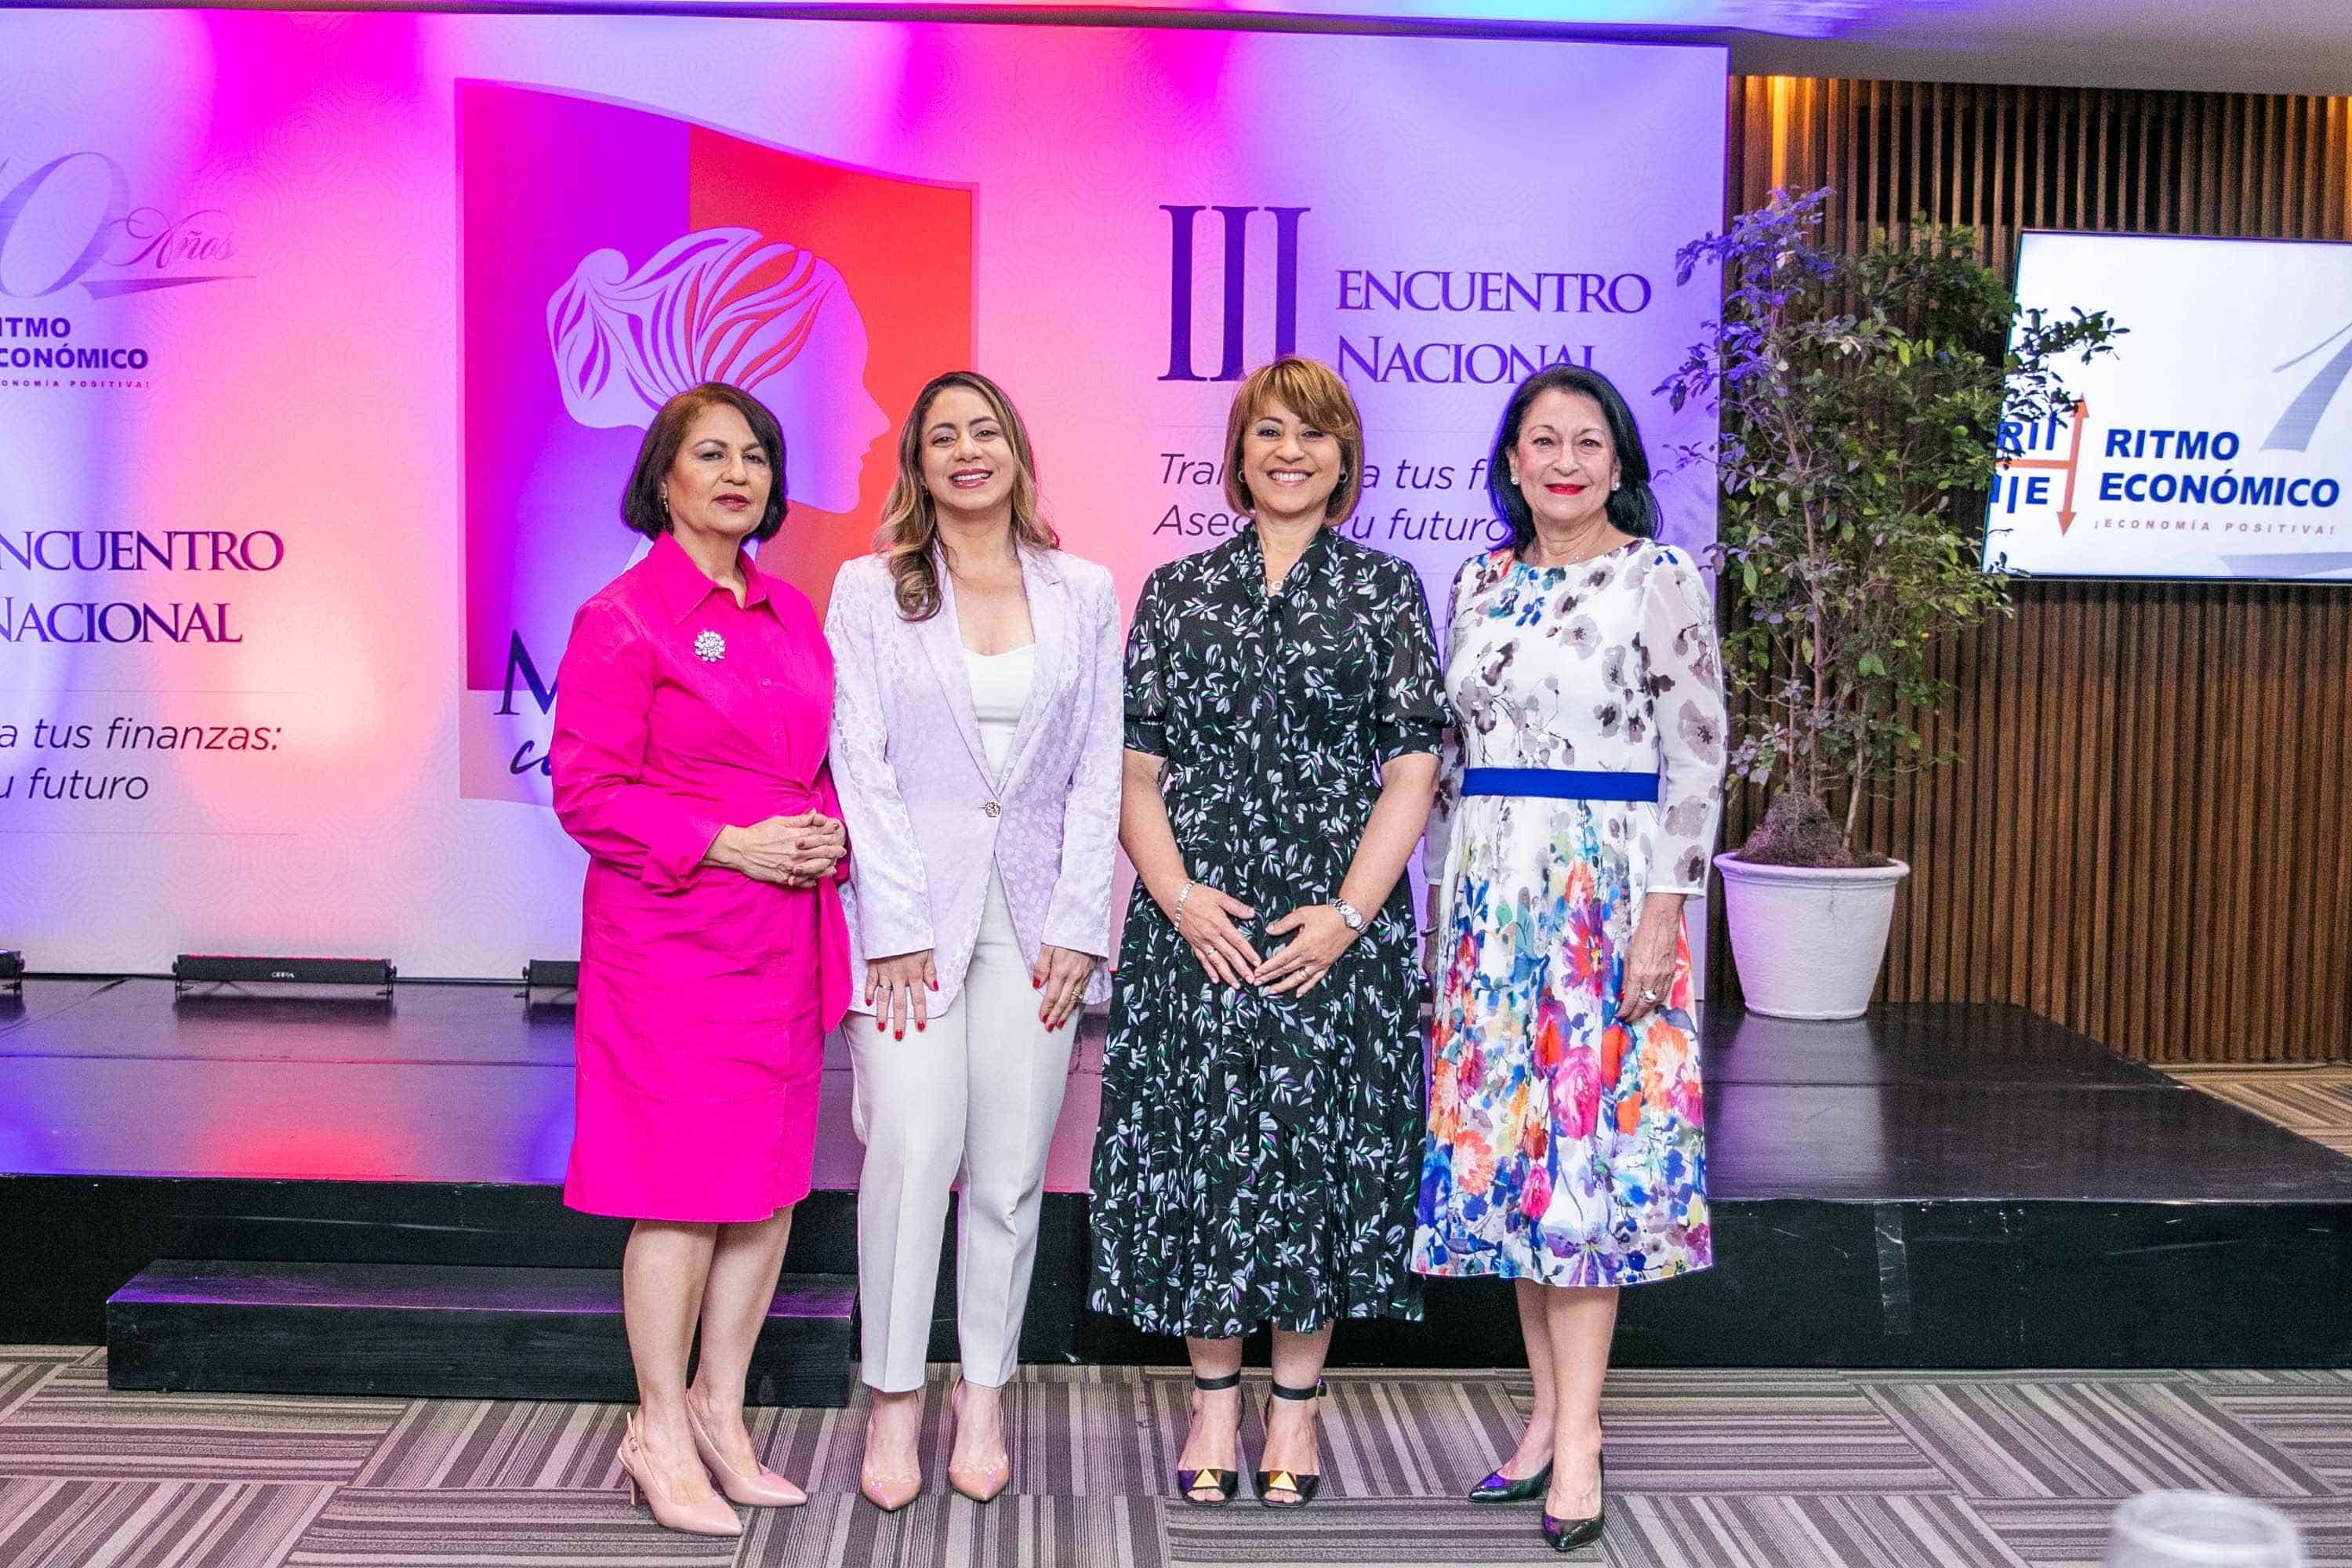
[824,546,1124,1013]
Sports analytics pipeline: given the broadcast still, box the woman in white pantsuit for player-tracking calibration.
[826,371,1123,1511]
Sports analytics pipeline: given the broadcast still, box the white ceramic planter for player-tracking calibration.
[1713,853,1912,1021]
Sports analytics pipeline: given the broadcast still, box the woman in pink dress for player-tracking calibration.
[551,382,853,1538]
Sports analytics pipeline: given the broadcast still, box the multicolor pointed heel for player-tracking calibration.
[1469,1459,1552,1503]
[1541,1453,1606,1552]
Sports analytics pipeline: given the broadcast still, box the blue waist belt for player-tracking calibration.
[1461,767,1660,804]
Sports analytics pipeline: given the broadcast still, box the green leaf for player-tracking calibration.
[1672,182,2122,829]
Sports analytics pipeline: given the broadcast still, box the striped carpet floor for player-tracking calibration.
[2169,1065,2352,1158]
[2,1355,2347,1566]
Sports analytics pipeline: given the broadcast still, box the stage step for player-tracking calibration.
[105,1260,855,1405]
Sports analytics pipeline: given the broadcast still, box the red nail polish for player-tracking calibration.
[894,1029,904,1040]
[874,1016,885,1031]
[1033,977,1043,989]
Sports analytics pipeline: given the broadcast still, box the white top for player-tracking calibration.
[962,642,1036,778]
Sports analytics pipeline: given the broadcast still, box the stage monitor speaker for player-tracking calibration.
[172,954,395,1002]
[522,959,579,1008]
[0,950,22,996]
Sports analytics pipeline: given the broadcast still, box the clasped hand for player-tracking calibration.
[717,812,845,888]
[1167,880,1358,997]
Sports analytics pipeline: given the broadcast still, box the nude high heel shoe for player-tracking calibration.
[616,1414,742,1537]
[948,1379,1010,1504]
[859,1396,924,1513]
[689,1405,808,1508]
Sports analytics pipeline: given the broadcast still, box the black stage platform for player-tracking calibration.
[4,978,2350,1370]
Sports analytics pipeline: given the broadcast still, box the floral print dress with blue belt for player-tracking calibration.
[1412,540,1726,1287]
[1089,527,1445,1338]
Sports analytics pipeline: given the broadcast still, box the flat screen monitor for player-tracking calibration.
[1986,231,2352,583]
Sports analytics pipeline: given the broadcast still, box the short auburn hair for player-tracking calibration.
[1221,356,1364,524]
[620,383,789,542]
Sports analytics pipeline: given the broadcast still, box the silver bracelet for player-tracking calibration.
[1174,879,1195,934]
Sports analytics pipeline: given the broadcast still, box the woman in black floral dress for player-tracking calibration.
[1089,357,1443,1509]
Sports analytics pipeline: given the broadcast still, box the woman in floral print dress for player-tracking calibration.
[1413,366,1725,1552]
[1090,358,1443,1510]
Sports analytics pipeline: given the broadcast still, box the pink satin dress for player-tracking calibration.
[550,531,852,1223]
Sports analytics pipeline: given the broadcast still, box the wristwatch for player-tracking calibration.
[1333,898,1365,932]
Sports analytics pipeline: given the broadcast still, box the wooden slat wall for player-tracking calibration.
[1714,78,2352,1062]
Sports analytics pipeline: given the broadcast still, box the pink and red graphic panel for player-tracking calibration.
[459,82,971,802]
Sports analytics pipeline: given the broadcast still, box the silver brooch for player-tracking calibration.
[693,630,726,662]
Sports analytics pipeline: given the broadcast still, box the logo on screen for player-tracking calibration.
[456,82,973,805]
[1992,401,2088,534]
[1161,205,1308,383]
[0,149,249,389]
[2263,321,2352,454]
[0,151,245,300]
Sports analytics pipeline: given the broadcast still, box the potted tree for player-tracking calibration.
[1659,188,2122,1020]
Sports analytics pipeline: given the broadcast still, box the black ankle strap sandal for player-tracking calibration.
[1254,1378,1324,1508]
[1177,1371,1243,1506]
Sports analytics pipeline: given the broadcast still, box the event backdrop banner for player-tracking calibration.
[1988,231,2352,581]
[0,11,1725,974]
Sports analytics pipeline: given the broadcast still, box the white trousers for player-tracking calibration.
[848,871,1075,1392]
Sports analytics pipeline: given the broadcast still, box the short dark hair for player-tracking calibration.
[621,383,789,542]
[1486,365,1659,554]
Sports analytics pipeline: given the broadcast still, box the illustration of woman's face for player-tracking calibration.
[550,227,887,516]
[739,281,886,514]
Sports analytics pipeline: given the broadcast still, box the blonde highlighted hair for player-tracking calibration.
[877,371,1058,621]
[1221,356,1365,523]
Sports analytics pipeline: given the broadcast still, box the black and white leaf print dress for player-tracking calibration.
[1087,526,1446,1338]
